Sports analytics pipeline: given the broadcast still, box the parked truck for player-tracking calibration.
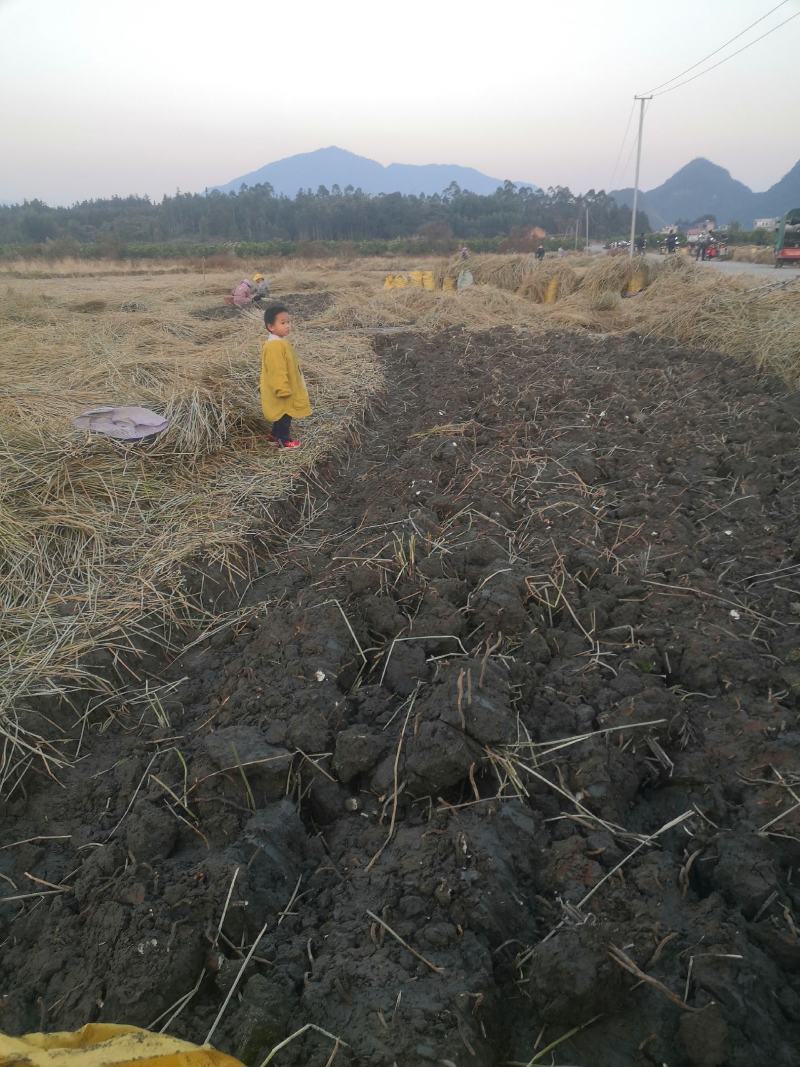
[775,208,800,267]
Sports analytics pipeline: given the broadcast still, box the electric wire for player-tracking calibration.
[607,98,637,191]
[650,8,800,98]
[644,0,789,95]
[621,99,651,183]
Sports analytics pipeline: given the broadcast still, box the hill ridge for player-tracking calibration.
[213,145,537,197]
[610,155,800,227]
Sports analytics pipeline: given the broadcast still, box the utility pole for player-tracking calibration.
[585,206,589,251]
[628,94,653,260]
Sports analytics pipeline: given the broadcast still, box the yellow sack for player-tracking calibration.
[409,270,424,288]
[442,276,456,291]
[544,276,560,304]
[421,270,435,291]
[0,1024,244,1067]
[383,274,395,288]
[626,270,646,294]
[393,274,408,288]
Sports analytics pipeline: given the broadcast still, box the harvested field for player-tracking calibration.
[191,294,336,323]
[2,259,800,1066]
[0,270,380,793]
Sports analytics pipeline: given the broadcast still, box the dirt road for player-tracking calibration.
[700,258,800,278]
[3,326,800,1066]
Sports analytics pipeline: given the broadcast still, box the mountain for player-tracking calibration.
[757,159,800,218]
[213,146,536,197]
[611,157,800,227]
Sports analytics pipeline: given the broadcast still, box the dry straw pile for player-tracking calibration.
[516,263,580,304]
[629,258,800,386]
[427,253,800,388]
[309,285,547,332]
[0,271,380,792]
[469,254,533,291]
[310,251,800,388]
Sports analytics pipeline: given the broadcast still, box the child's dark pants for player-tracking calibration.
[272,414,292,443]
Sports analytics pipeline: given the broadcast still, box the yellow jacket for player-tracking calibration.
[260,338,312,422]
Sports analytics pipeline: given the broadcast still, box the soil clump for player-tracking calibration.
[3,327,800,1066]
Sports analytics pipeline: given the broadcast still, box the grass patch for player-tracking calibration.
[0,270,381,792]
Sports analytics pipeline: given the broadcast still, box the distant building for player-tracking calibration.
[754,217,779,230]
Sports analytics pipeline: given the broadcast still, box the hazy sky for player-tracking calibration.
[1,0,799,205]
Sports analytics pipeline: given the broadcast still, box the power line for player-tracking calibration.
[644,0,790,95]
[651,8,800,98]
[621,99,650,179]
[607,98,636,190]
[628,96,652,259]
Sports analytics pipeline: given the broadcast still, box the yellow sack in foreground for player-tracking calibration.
[0,1023,244,1067]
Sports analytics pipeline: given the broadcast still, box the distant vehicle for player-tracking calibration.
[702,237,725,260]
[775,209,800,267]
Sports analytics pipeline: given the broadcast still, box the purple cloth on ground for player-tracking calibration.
[72,406,170,440]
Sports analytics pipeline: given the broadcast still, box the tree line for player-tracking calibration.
[0,181,647,255]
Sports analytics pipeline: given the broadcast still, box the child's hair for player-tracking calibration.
[264,304,289,328]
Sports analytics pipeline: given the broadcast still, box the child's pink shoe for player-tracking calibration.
[279,439,302,450]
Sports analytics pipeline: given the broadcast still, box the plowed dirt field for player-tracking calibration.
[3,326,800,1066]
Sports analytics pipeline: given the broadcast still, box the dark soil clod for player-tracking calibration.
[3,325,800,1065]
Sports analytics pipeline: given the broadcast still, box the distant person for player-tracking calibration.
[535,244,545,261]
[557,246,565,257]
[260,304,312,450]
[252,273,269,300]
[459,245,470,260]
[635,233,646,255]
[232,277,257,307]
[666,233,678,254]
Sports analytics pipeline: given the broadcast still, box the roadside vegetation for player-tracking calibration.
[0,182,643,257]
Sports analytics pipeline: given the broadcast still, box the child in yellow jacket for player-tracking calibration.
[260,304,312,449]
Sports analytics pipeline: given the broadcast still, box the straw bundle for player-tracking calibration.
[581,255,653,299]
[470,254,535,291]
[731,246,775,265]
[419,287,548,330]
[517,263,579,303]
[630,266,800,385]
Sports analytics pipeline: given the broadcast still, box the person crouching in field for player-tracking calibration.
[260,304,311,450]
[232,277,256,307]
[232,274,267,307]
[252,273,269,301]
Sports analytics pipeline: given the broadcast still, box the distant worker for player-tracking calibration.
[666,232,678,255]
[459,245,470,260]
[635,233,647,255]
[252,273,269,300]
[557,246,565,258]
[535,244,545,261]
[232,277,257,307]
